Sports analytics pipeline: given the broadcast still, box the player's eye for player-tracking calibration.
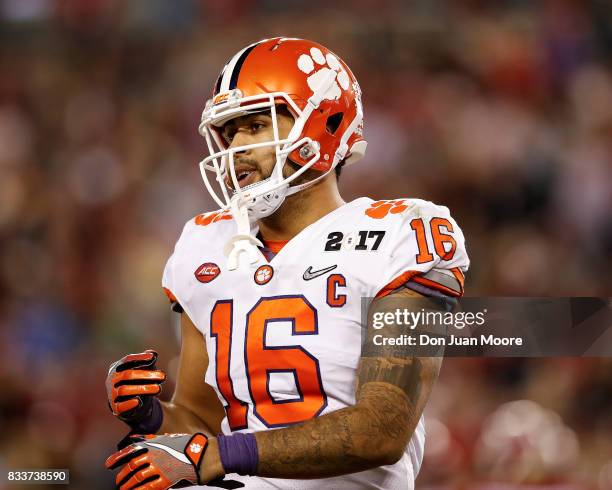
[223,127,236,143]
[250,121,265,132]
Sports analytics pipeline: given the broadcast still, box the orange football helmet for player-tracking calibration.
[199,37,366,219]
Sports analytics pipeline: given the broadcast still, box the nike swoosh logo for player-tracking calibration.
[144,442,191,464]
[303,265,338,281]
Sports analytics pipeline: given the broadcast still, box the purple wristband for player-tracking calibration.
[217,433,259,476]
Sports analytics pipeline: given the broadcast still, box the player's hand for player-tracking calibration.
[105,433,244,489]
[106,350,166,424]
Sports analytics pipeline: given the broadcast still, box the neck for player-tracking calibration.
[257,176,345,241]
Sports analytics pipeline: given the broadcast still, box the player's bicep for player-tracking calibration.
[171,312,225,432]
[357,288,442,435]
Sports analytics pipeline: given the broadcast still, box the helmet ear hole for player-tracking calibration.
[326,112,344,135]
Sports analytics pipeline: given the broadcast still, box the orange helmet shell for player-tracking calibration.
[211,37,365,172]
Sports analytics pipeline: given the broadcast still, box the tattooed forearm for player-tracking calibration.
[255,392,413,478]
[256,406,373,478]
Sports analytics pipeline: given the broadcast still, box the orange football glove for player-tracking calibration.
[106,350,166,427]
[105,433,244,489]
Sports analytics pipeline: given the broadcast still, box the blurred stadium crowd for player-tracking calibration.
[0,1,610,488]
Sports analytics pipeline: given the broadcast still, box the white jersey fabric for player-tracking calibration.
[162,197,469,489]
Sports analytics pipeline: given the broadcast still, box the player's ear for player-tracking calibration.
[335,160,346,180]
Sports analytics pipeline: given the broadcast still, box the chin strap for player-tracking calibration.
[224,199,263,271]
[285,162,336,197]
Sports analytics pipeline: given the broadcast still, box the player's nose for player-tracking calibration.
[228,128,252,152]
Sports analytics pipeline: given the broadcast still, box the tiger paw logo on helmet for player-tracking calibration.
[194,210,232,226]
[365,199,409,219]
[297,47,350,101]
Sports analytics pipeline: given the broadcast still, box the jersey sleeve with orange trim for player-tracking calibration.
[162,258,183,313]
[373,199,469,298]
[160,209,240,324]
[161,218,196,314]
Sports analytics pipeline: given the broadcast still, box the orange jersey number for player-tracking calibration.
[211,296,327,430]
[210,300,249,430]
[410,217,456,263]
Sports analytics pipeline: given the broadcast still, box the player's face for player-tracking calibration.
[221,109,295,190]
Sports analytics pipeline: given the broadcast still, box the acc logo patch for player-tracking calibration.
[195,262,221,283]
[254,265,274,285]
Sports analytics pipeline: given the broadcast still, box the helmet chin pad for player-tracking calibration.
[235,179,289,222]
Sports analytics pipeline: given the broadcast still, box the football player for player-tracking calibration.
[105,37,469,489]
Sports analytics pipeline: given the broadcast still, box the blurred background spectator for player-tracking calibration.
[0,1,610,488]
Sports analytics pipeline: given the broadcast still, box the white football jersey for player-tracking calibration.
[162,197,469,489]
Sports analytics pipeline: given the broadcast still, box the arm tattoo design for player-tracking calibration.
[256,406,373,478]
[358,357,423,401]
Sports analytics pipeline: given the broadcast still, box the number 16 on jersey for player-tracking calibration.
[210,296,327,430]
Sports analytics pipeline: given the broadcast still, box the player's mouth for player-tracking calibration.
[226,165,258,189]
